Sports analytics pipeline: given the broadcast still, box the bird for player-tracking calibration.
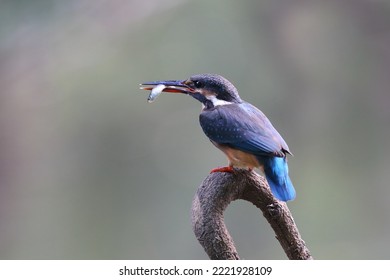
[140,74,296,201]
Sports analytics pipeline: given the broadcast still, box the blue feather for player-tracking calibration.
[260,156,296,201]
[200,102,291,157]
[199,102,296,201]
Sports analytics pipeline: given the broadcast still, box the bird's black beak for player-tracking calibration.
[139,80,194,94]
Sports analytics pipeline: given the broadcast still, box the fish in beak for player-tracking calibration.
[139,80,194,102]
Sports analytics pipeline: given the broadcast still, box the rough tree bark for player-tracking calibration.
[191,169,313,260]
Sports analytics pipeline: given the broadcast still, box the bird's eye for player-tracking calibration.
[193,80,203,88]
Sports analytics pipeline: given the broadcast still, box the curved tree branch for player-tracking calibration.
[191,169,313,260]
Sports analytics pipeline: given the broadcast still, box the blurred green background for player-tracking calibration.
[1,0,390,259]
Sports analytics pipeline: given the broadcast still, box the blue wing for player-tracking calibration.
[199,102,291,157]
[200,102,296,201]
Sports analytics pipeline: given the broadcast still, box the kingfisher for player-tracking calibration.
[140,74,296,201]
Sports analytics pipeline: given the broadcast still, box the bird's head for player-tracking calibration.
[140,73,242,109]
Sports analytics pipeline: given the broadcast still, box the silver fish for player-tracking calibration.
[147,84,166,103]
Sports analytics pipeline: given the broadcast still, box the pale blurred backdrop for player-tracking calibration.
[1,0,390,259]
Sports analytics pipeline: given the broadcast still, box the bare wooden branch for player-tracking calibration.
[191,169,313,260]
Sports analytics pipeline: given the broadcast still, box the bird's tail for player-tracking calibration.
[262,156,296,201]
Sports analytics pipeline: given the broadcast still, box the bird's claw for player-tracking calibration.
[210,166,235,173]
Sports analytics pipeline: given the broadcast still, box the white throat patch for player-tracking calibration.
[206,95,233,107]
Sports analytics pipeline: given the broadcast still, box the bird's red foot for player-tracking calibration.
[210,166,234,173]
